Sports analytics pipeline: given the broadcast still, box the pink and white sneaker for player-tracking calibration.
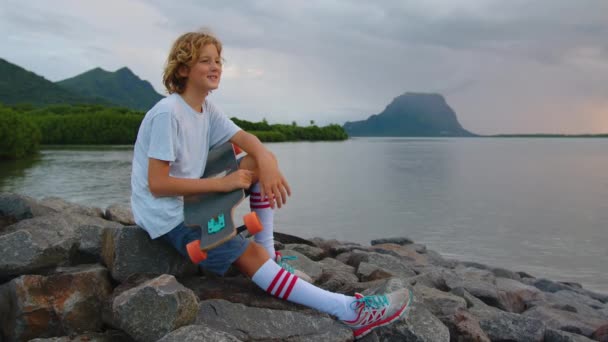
[342,288,414,339]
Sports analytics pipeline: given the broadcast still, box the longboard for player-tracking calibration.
[183,142,262,263]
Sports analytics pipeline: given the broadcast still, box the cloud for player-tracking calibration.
[0,0,607,133]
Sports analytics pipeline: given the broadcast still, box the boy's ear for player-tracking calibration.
[178,65,190,78]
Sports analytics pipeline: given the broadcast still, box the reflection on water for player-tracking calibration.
[1,139,607,294]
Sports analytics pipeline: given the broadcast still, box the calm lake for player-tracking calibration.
[1,138,607,293]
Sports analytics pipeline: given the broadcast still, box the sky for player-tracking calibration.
[1,0,607,134]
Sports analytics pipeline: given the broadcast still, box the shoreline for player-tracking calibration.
[1,192,607,341]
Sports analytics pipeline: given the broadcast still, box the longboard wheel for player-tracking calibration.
[186,240,207,264]
[244,212,263,235]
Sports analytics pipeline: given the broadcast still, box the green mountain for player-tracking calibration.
[56,67,163,111]
[343,93,475,137]
[0,58,105,106]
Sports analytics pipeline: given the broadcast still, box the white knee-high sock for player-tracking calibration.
[250,183,276,259]
[252,259,357,321]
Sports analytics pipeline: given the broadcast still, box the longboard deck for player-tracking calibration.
[183,142,245,250]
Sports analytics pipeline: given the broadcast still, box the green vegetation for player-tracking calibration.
[0,103,348,159]
[0,106,41,159]
[232,118,348,142]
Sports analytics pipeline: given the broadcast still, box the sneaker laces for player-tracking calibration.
[351,294,390,312]
[275,252,297,274]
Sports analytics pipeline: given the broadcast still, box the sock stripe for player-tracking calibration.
[267,268,286,294]
[275,272,292,298]
[250,197,269,203]
[282,275,298,300]
[251,204,271,209]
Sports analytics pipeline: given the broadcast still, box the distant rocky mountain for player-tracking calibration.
[0,58,106,106]
[56,67,164,111]
[343,93,475,137]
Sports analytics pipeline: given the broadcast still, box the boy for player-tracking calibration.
[130,30,413,339]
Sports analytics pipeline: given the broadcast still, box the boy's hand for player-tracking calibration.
[222,169,254,192]
[257,154,291,209]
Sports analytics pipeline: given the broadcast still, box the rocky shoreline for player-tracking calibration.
[1,192,607,342]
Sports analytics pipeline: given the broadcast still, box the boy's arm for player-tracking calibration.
[230,130,291,209]
[148,158,253,197]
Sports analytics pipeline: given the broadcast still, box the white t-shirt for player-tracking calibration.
[130,93,241,239]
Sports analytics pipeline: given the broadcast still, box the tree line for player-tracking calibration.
[0,103,348,159]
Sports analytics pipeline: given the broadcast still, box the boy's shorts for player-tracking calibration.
[160,221,250,276]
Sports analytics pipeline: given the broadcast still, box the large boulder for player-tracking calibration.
[0,264,112,341]
[196,299,352,341]
[104,203,135,226]
[180,275,316,314]
[101,225,198,282]
[316,257,359,293]
[39,197,104,218]
[0,193,57,229]
[111,274,199,342]
[522,305,604,337]
[451,287,546,341]
[0,213,122,277]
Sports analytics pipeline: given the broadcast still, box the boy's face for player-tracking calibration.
[184,44,222,93]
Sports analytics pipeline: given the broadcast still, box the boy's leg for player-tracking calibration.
[239,155,276,259]
[233,242,356,320]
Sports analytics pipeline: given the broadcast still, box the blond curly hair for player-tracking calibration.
[162,30,223,94]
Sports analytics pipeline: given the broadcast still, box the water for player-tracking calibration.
[1,138,607,294]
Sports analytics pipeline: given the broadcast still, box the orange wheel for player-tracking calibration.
[232,144,243,155]
[186,240,207,264]
[244,212,263,235]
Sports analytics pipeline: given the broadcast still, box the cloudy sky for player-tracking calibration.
[2,0,607,134]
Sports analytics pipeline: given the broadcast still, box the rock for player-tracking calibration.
[370,237,414,246]
[0,220,79,278]
[545,328,597,342]
[0,264,112,341]
[370,243,428,267]
[104,203,135,225]
[425,249,459,268]
[495,277,545,313]
[533,278,579,293]
[342,250,417,280]
[413,284,467,319]
[284,243,326,261]
[0,213,123,278]
[316,258,359,293]
[274,232,316,246]
[39,197,104,218]
[310,238,367,257]
[451,287,546,341]
[461,261,522,281]
[453,309,491,342]
[157,324,242,342]
[361,277,450,341]
[101,225,198,282]
[523,305,604,337]
[357,262,394,282]
[0,193,57,229]
[180,275,317,314]
[591,322,608,342]
[444,266,504,309]
[196,299,353,341]
[407,267,451,291]
[278,250,323,283]
[112,274,199,342]
[28,330,133,341]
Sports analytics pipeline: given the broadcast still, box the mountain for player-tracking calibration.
[56,67,164,111]
[0,58,105,106]
[343,93,475,137]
